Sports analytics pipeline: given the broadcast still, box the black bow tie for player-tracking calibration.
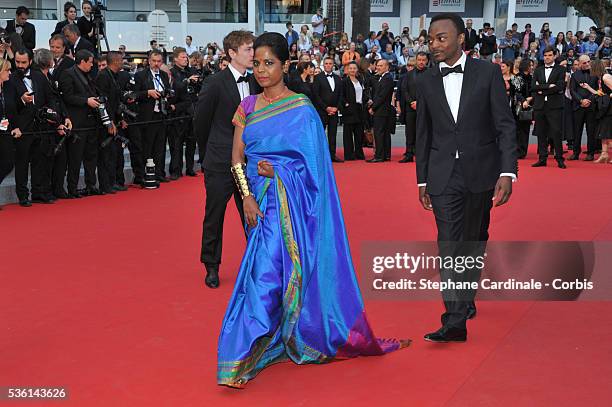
[326,73,334,78]
[441,65,463,77]
[545,65,554,69]
[237,75,248,83]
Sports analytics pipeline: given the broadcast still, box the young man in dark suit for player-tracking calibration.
[415,13,518,343]
[193,30,260,288]
[134,50,171,182]
[5,6,36,51]
[531,47,567,168]
[313,56,343,162]
[396,51,428,163]
[58,49,100,198]
[463,19,478,51]
[368,59,395,162]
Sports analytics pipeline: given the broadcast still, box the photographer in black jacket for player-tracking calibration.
[6,48,62,206]
[169,47,198,179]
[59,49,100,198]
[96,51,128,194]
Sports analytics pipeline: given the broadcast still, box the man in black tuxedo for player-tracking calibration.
[415,14,517,343]
[313,57,343,162]
[59,49,101,198]
[368,59,395,162]
[62,24,97,77]
[134,50,171,182]
[397,51,428,163]
[193,30,260,288]
[569,55,599,161]
[5,7,36,51]
[6,48,58,206]
[463,19,478,51]
[531,47,567,169]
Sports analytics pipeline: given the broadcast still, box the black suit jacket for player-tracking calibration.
[5,20,36,50]
[464,28,478,51]
[95,68,123,122]
[570,70,599,111]
[58,65,97,127]
[77,16,96,44]
[50,56,75,86]
[340,76,365,124]
[5,69,56,132]
[371,72,395,117]
[134,68,171,121]
[531,64,566,110]
[312,72,342,117]
[397,67,427,112]
[52,20,75,36]
[415,57,518,195]
[193,68,260,172]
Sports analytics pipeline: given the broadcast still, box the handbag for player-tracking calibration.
[517,105,533,121]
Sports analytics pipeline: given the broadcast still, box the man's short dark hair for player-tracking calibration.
[106,51,122,65]
[75,49,94,64]
[49,34,67,47]
[186,35,192,41]
[483,22,491,28]
[512,23,518,28]
[16,6,30,16]
[97,55,107,63]
[543,45,557,55]
[173,46,187,59]
[416,51,429,59]
[150,40,157,46]
[526,24,532,28]
[149,49,163,59]
[430,13,466,36]
[286,22,293,28]
[15,47,33,61]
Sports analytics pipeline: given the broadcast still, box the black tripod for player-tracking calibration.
[92,12,110,54]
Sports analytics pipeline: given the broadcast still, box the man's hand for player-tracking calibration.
[64,118,73,130]
[148,89,161,99]
[57,124,66,136]
[368,108,374,115]
[11,128,22,139]
[257,160,274,178]
[243,196,264,228]
[120,120,128,129]
[108,123,117,135]
[522,100,530,109]
[418,186,432,211]
[410,101,417,110]
[21,92,34,104]
[580,99,591,108]
[188,75,200,82]
[87,97,100,108]
[493,176,513,207]
[396,105,401,114]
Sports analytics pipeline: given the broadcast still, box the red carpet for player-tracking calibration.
[1,146,612,406]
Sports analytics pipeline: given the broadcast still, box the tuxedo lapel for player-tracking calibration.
[430,67,455,125]
[222,69,241,106]
[457,56,478,125]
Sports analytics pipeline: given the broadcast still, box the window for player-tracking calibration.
[265,0,321,24]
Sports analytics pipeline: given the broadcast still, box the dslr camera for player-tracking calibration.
[96,96,113,129]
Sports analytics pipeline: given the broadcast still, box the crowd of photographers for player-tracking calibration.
[0,5,231,207]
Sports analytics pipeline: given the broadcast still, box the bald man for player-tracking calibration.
[367,59,396,162]
[569,55,599,160]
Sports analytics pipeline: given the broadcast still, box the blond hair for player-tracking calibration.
[0,58,10,73]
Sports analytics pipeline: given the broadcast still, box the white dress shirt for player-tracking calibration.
[22,69,34,105]
[417,52,516,187]
[352,79,363,104]
[324,71,335,92]
[228,63,250,101]
[151,69,164,112]
[185,44,198,56]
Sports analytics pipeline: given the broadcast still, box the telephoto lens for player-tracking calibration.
[143,159,160,189]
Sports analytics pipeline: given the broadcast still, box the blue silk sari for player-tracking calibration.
[217,94,408,388]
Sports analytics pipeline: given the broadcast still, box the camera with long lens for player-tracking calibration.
[101,132,130,149]
[185,75,203,95]
[159,88,176,117]
[119,102,137,120]
[91,1,107,18]
[35,107,80,156]
[96,96,113,129]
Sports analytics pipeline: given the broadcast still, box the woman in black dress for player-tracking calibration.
[579,59,612,163]
[514,58,534,159]
[52,2,78,37]
[77,1,96,45]
[340,61,366,160]
[287,61,315,101]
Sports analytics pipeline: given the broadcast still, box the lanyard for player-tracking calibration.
[153,73,165,91]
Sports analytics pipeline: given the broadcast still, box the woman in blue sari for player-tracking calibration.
[218,33,409,388]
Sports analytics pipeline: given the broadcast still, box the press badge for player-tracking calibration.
[0,118,9,132]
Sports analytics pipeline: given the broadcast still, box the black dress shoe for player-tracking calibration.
[113,184,128,192]
[133,178,144,186]
[355,155,366,160]
[568,154,580,161]
[67,191,83,199]
[19,199,32,207]
[398,156,414,163]
[584,154,594,161]
[424,327,467,343]
[344,157,355,161]
[331,156,344,163]
[168,174,180,181]
[557,160,567,169]
[204,264,220,289]
[186,170,197,176]
[54,190,70,199]
[31,196,55,204]
[156,176,170,183]
[84,187,101,196]
[366,158,385,163]
[531,160,547,167]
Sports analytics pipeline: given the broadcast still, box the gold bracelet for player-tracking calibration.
[230,163,252,199]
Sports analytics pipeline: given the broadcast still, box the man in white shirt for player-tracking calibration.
[415,13,517,344]
[185,35,198,56]
[311,7,325,40]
